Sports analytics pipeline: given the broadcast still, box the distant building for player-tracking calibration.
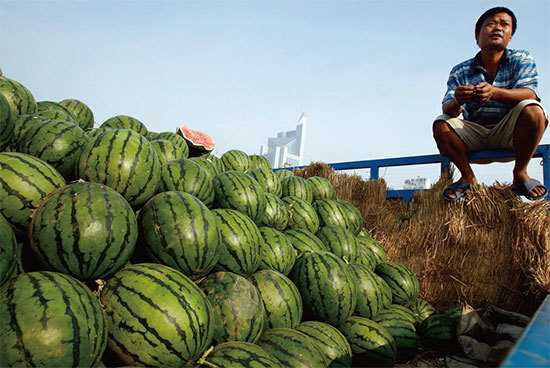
[260,113,307,169]
[403,177,431,190]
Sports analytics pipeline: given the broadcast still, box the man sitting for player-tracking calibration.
[433,6,548,201]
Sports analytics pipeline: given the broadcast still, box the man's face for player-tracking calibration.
[476,12,514,51]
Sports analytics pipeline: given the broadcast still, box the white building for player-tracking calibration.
[403,177,431,190]
[260,113,307,169]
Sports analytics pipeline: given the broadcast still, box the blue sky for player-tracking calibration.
[1,0,548,188]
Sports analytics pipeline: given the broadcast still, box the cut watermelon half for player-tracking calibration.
[177,125,215,156]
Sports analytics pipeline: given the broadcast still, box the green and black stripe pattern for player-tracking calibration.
[0,93,14,151]
[284,228,327,254]
[249,168,282,197]
[375,262,420,306]
[29,181,138,281]
[0,76,37,116]
[0,271,107,368]
[258,226,296,275]
[260,193,289,230]
[150,139,187,165]
[296,321,353,368]
[159,158,215,207]
[282,196,320,233]
[290,251,357,326]
[204,341,281,368]
[138,191,221,279]
[249,269,303,329]
[349,263,392,319]
[281,176,313,203]
[59,98,94,130]
[198,271,266,344]
[76,128,160,207]
[256,328,328,368]
[339,316,397,367]
[316,225,360,263]
[18,119,88,179]
[213,171,266,223]
[100,263,214,367]
[307,176,336,201]
[101,115,148,136]
[0,152,66,230]
[212,208,262,276]
[221,149,250,172]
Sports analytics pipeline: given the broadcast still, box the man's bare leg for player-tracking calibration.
[433,120,479,199]
[512,104,548,198]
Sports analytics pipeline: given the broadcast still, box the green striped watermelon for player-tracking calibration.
[275,168,294,180]
[100,263,214,366]
[18,119,88,179]
[296,321,353,368]
[290,251,357,326]
[339,316,397,367]
[356,236,387,264]
[190,156,220,179]
[213,171,266,223]
[29,181,137,280]
[249,269,303,329]
[313,199,349,229]
[0,213,19,285]
[203,341,281,368]
[419,313,459,353]
[1,271,107,367]
[284,228,327,254]
[138,191,220,279]
[76,128,160,207]
[372,310,418,362]
[36,109,77,126]
[386,304,418,325]
[357,227,372,238]
[249,154,272,170]
[316,225,360,263]
[156,131,190,156]
[349,263,392,319]
[336,199,364,235]
[260,193,289,230]
[10,114,47,150]
[0,76,37,116]
[151,139,187,165]
[0,93,14,151]
[409,298,436,326]
[307,176,337,201]
[212,208,262,276]
[257,328,328,368]
[101,115,148,136]
[159,158,214,207]
[258,226,296,275]
[59,98,94,130]
[282,195,320,233]
[198,271,266,344]
[249,168,283,197]
[375,262,420,306]
[281,176,313,203]
[355,239,379,270]
[221,149,250,172]
[36,100,76,118]
[0,152,66,230]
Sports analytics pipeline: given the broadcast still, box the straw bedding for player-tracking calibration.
[295,162,549,315]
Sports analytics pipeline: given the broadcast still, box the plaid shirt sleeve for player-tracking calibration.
[510,50,539,97]
[442,66,461,106]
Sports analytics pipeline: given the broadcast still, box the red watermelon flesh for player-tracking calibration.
[178,126,215,154]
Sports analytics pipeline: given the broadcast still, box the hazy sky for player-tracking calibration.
[1,0,549,188]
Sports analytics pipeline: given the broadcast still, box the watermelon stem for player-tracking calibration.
[194,346,218,368]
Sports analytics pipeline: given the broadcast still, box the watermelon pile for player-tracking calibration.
[0,73,463,367]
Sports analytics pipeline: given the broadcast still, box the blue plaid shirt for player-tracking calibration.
[442,48,539,127]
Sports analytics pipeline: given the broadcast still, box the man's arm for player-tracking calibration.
[442,85,476,118]
[473,82,537,105]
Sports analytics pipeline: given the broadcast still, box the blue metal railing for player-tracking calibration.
[275,144,550,204]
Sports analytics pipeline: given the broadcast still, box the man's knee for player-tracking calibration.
[518,104,548,130]
[433,120,452,139]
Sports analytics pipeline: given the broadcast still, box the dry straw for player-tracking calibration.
[296,162,549,314]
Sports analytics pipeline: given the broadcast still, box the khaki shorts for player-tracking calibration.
[434,99,548,153]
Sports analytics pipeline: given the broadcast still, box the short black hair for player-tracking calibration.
[475,7,517,36]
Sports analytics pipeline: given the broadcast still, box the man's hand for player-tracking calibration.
[453,85,476,105]
[473,82,494,103]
